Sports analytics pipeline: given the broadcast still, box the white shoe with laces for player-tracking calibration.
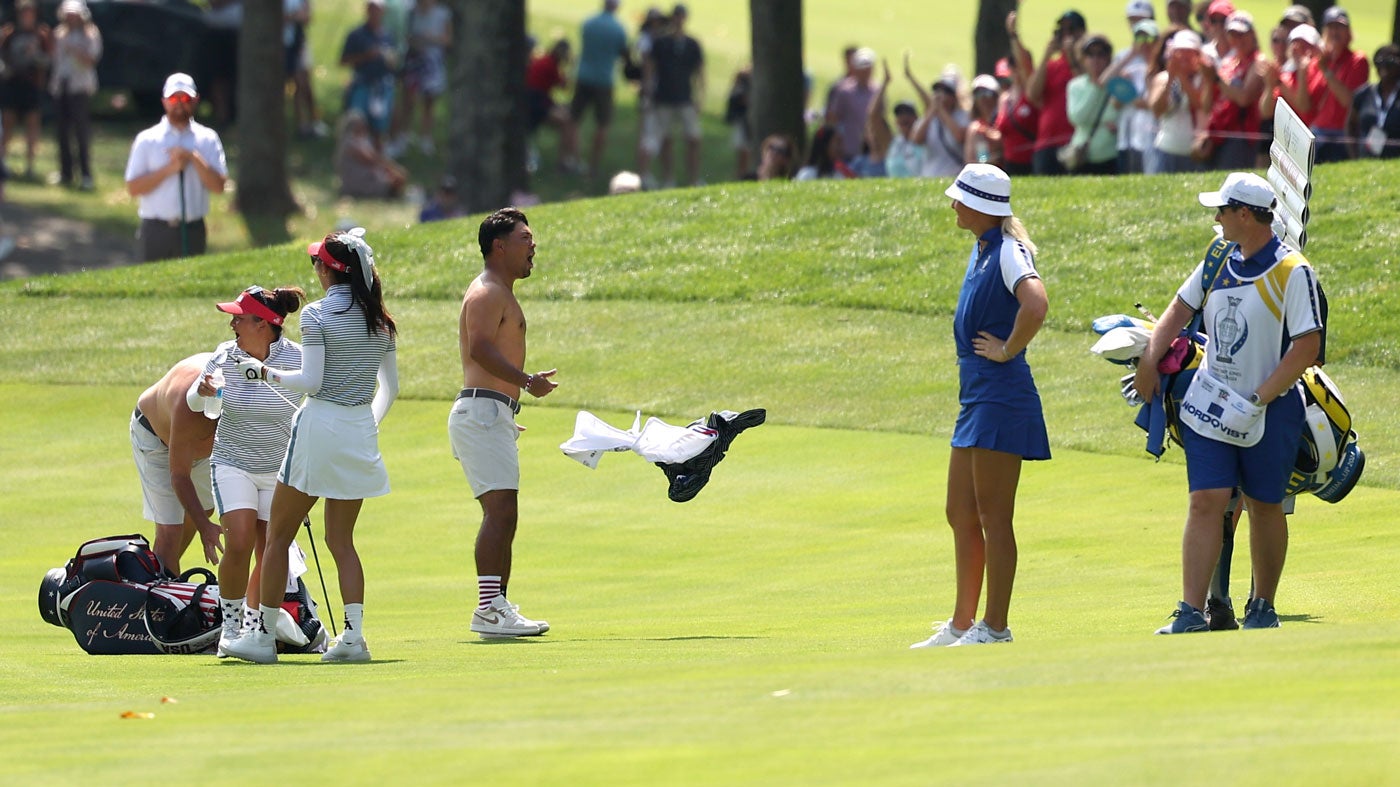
[909,619,966,649]
[471,596,544,638]
[948,620,1013,646]
[223,628,277,663]
[508,600,549,634]
[321,636,371,662]
[216,613,242,658]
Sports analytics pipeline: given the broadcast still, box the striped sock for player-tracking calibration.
[477,576,502,609]
[342,603,364,643]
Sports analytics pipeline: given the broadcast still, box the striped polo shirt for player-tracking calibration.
[206,338,304,473]
[301,284,396,407]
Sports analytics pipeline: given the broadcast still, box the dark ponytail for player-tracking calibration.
[322,235,398,338]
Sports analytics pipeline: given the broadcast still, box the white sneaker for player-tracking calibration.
[471,596,543,638]
[216,615,242,658]
[909,619,966,649]
[948,621,1013,647]
[507,600,549,634]
[223,629,277,663]
[321,636,371,662]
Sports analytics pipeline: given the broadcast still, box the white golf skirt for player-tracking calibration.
[279,398,390,500]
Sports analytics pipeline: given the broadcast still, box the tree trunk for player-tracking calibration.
[235,0,297,245]
[445,0,529,213]
[974,0,1018,78]
[1393,0,1400,51]
[748,0,806,165]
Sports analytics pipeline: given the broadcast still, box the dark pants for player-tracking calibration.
[55,88,93,182]
[1032,146,1068,176]
[140,218,207,262]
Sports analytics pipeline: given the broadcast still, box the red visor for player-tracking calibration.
[216,289,284,326]
[308,240,351,273]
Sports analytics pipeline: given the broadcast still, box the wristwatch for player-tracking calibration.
[1249,392,1263,405]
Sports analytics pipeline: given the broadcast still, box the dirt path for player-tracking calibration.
[0,202,137,281]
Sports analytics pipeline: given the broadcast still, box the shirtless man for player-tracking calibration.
[448,207,559,639]
[131,353,223,573]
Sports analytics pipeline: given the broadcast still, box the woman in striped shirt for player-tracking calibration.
[188,285,306,657]
[223,228,399,664]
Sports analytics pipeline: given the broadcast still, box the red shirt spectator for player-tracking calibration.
[526,51,567,95]
[1308,48,1368,131]
[1034,55,1074,152]
[997,92,1039,167]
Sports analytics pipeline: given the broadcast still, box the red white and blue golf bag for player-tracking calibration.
[38,534,325,655]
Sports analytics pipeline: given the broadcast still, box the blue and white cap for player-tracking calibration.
[944,163,1013,217]
[1198,171,1276,210]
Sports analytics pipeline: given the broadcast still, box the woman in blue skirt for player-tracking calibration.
[912,163,1050,648]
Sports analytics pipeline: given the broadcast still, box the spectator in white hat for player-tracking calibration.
[1260,24,1321,139]
[48,0,101,190]
[1135,171,1323,635]
[1146,29,1206,174]
[909,163,1048,650]
[123,73,228,261]
[824,45,877,163]
[1105,17,1163,173]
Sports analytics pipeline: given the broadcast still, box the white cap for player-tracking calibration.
[1125,0,1155,19]
[1288,24,1321,48]
[162,72,198,99]
[1165,29,1203,53]
[945,164,1013,217]
[971,74,1000,94]
[1225,11,1254,33]
[851,47,876,69]
[1198,172,1276,210]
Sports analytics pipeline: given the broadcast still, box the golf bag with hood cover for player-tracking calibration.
[39,533,327,655]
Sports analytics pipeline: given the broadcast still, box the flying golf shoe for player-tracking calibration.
[910,619,966,649]
[471,596,543,639]
[1155,601,1210,634]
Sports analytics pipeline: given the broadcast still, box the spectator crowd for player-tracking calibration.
[2,0,1399,247]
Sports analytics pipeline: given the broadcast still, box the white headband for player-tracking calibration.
[336,227,377,289]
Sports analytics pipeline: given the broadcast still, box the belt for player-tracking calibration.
[456,388,520,415]
[133,407,163,442]
[142,217,205,228]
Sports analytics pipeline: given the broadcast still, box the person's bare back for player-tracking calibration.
[136,352,216,451]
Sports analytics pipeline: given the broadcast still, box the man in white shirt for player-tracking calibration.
[124,73,228,261]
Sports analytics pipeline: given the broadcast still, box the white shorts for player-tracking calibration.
[643,103,702,153]
[279,398,390,500]
[448,396,520,498]
[211,463,278,519]
[131,410,212,525]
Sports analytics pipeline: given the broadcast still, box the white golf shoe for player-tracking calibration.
[222,629,277,664]
[948,621,1014,646]
[321,636,371,662]
[909,619,966,649]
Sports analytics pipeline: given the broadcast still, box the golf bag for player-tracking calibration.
[39,533,327,655]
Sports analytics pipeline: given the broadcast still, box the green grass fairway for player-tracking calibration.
[3,385,1399,784]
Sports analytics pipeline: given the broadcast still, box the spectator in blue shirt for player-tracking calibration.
[570,0,630,179]
[340,0,397,148]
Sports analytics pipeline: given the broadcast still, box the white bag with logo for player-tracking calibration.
[1180,371,1265,447]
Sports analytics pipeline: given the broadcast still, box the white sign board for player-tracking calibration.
[1268,97,1315,251]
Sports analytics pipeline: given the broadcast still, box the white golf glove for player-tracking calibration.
[237,356,267,381]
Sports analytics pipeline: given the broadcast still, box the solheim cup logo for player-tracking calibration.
[1214,296,1242,364]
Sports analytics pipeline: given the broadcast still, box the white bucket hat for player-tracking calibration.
[945,164,1013,217]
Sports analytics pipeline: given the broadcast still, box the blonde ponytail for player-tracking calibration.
[1002,215,1037,259]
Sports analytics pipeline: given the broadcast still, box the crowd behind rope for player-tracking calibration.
[3,0,1398,255]
[798,1,1399,182]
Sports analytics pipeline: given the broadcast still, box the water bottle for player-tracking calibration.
[975,139,990,163]
[203,368,225,419]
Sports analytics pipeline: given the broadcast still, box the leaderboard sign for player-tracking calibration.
[1268,97,1315,252]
